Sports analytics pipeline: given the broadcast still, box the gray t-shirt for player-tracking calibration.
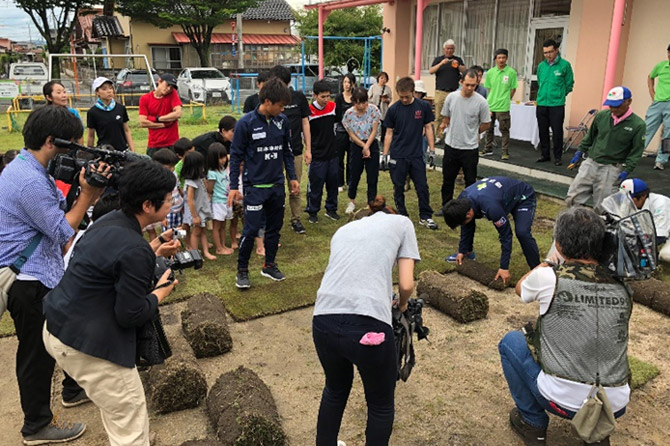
[314,212,421,326]
[441,91,491,150]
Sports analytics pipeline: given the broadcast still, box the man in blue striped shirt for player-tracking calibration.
[0,106,105,444]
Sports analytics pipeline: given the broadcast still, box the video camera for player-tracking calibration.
[50,139,150,190]
[393,297,430,382]
[153,249,204,287]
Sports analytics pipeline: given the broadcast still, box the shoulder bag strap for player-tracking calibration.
[10,233,43,273]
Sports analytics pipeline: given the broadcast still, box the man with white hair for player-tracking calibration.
[429,39,466,139]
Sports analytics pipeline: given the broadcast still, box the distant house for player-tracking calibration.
[0,38,13,54]
[128,0,300,72]
[74,9,132,69]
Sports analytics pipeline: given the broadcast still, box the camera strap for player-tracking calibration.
[393,308,416,382]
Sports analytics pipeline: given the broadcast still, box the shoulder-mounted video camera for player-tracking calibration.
[49,139,150,190]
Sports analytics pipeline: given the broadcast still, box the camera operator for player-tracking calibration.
[499,207,631,446]
[42,160,178,446]
[0,105,107,444]
[312,195,420,446]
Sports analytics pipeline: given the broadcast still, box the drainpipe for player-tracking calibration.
[602,0,626,104]
[318,6,330,79]
[413,0,426,80]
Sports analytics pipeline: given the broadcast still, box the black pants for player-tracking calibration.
[238,185,285,270]
[335,131,351,187]
[441,145,478,206]
[389,156,433,220]
[313,314,396,446]
[306,157,339,214]
[8,280,83,436]
[536,105,565,161]
[348,140,380,204]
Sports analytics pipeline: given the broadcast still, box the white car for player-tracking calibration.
[177,68,232,103]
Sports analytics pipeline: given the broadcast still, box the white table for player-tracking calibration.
[494,102,540,148]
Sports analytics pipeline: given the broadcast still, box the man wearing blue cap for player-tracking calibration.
[565,86,646,209]
[610,178,670,263]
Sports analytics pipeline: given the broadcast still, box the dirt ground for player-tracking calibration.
[0,275,668,446]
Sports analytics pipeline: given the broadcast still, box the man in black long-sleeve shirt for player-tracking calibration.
[305,80,339,222]
[43,161,179,445]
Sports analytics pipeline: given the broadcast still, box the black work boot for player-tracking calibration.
[509,408,547,446]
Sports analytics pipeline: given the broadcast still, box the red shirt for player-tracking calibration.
[139,90,182,148]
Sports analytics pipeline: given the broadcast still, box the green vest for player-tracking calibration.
[536,56,574,107]
[532,263,631,387]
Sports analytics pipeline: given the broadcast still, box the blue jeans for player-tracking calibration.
[313,314,397,446]
[644,100,670,164]
[498,331,626,429]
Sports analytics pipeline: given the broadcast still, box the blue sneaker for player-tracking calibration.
[445,252,476,262]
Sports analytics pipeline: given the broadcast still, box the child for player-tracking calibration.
[152,148,184,233]
[0,149,17,175]
[342,87,382,215]
[181,151,216,260]
[173,137,196,244]
[206,142,234,255]
[228,78,299,289]
[305,79,339,223]
[86,77,135,151]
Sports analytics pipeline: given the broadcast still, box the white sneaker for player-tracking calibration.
[337,441,347,446]
[345,202,356,214]
[654,162,665,170]
[419,218,438,230]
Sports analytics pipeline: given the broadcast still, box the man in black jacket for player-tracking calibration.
[43,161,179,445]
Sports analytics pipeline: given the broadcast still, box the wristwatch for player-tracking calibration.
[155,115,161,122]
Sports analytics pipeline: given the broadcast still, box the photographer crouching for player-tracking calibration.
[0,105,107,444]
[42,160,179,446]
[499,207,630,446]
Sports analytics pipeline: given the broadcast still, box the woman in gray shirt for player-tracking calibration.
[312,195,420,446]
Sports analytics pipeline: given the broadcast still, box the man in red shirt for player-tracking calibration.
[139,73,182,157]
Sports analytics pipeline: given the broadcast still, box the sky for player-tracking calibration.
[0,0,313,43]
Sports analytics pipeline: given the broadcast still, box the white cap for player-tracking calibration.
[414,80,427,94]
[92,77,113,91]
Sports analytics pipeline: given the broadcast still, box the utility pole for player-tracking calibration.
[236,13,244,69]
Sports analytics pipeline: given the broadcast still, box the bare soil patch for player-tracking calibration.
[0,276,668,445]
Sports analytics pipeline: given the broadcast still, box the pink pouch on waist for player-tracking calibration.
[359,332,385,346]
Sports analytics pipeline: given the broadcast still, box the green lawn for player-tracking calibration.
[0,104,667,333]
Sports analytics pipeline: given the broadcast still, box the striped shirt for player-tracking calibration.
[0,149,74,288]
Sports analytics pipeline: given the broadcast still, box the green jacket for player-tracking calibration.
[536,56,574,107]
[579,110,646,173]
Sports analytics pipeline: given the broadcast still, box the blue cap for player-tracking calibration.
[603,86,632,107]
[620,178,648,195]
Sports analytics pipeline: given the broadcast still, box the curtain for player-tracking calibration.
[464,0,495,69]
[439,1,465,62]
[420,4,441,70]
[496,0,529,75]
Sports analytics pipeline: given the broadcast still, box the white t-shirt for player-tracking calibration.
[314,212,421,326]
[521,266,630,412]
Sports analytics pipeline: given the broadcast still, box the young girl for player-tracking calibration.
[207,142,234,255]
[334,73,356,191]
[86,77,135,151]
[181,151,216,260]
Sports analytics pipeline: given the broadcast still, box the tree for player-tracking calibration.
[294,6,384,74]
[15,0,91,59]
[118,0,258,67]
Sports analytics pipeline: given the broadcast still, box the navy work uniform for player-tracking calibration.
[229,107,297,272]
[458,176,541,270]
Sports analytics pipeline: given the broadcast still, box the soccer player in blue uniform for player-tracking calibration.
[228,78,299,289]
[442,176,541,284]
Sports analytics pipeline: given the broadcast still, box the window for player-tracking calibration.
[533,0,571,17]
[495,0,530,71]
[464,0,495,68]
[151,47,182,70]
[413,1,464,71]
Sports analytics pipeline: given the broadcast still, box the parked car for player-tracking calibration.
[285,64,341,95]
[115,69,158,106]
[9,62,48,107]
[177,68,231,104]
